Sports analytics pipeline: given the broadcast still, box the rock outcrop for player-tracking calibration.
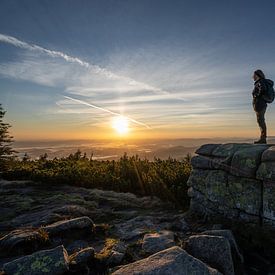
[188,143,275,226]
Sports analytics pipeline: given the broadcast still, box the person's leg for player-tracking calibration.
[256,106,267,142]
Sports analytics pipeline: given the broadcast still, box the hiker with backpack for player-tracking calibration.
[252,69,274,144]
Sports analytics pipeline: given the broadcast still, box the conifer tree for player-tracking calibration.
[0,104,15,171]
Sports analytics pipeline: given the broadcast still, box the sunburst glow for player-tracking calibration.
[112,115,129,135]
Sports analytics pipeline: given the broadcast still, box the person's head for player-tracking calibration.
[253,69,265,81]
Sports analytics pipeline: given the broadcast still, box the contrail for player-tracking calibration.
[0,33,186,101]
[64,96,151,129]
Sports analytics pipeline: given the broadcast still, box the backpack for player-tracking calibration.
[262,79,275,103]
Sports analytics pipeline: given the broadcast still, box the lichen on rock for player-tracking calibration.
[188,143,275,227]
[3,245,69,275]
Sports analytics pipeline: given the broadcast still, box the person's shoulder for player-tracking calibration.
[258,78,267,87]
[254,79,261,87]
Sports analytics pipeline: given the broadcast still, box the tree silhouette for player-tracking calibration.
[0,104,15,171]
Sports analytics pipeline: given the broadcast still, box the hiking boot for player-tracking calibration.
[254,138,267,144]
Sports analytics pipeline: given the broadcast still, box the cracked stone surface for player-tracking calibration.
[188,143,275,227]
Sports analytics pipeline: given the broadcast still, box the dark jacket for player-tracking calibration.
[252,78,268,112]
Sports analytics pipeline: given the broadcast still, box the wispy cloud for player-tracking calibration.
[0,33,257,138]
[0,33,186,101]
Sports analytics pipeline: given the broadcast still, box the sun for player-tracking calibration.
[112,115,129,135]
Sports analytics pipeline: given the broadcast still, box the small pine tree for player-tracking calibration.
[39,153,48,161]
[0,104,15,171]
[22,153,30,162]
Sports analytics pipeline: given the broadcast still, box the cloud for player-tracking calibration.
[0,33,257,136]
[0,33,186,101]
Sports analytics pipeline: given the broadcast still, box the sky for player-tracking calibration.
[1,0,275,141]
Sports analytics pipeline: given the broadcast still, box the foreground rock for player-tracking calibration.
[0,179,273,274]
[114,215,169,240]
[142,230,175,254]
[188,143,275,226]
[201,229,244,264]
[70,247,95,265]
[0,229,48,256]
[0,180,172,232]
[106,241,127,266]
[186,235,234,275]
[111,246,221,275]
[3,245,69,275]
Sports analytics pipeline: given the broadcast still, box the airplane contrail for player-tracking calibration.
[64,95,151,129]
[0,33,186,101]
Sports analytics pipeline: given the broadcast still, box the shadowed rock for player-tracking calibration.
[0,229,48,257]
[66,240,90,254]
[142,230,175,254]
[201,229,243,264]
[111,246,221,275]
[70,247,95,265]
[106,241,127,266]
[186,235,234,275]
[114,216,157,240]
[3,245,69,275]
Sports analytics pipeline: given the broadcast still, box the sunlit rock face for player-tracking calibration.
[188,143,275,227]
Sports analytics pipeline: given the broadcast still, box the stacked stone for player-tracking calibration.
[187,143,275,226]
[257,146,275,225]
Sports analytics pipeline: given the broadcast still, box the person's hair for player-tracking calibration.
[254,69,265,79]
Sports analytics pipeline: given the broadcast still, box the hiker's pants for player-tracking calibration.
[255,106,267,139]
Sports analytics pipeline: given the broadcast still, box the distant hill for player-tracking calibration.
[13,137,265,160]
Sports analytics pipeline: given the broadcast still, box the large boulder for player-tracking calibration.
[3,245,69,275]
[142,230,175,254]
[192,144,254,173]
[195,144,221,156]
[261,145,275,162]
[187,169,228,196]
[111,246,221,275]
[186,235,234,275]
[227,175,261,217]
[230,145,268,178]
[187,169,226,213]
[256,162,275,181]
[188,186,211,215]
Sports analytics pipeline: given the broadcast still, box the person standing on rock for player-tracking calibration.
[252,69,274,144]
